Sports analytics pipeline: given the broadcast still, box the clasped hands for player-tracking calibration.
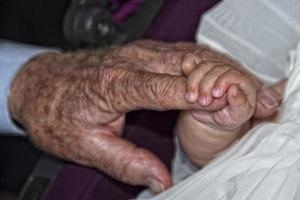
[8,40,282,193]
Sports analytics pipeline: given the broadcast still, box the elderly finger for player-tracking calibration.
[254,100,278,118]
[82,132,172,193]
[254,86,281,118]
[259,89,280,108]
[99,67,228,113]
[253,79,286,118]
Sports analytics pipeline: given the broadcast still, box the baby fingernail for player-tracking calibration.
[186,91,196,102]
[212,87,222,97]
[146,177,165,193]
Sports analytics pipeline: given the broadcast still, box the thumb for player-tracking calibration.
[254,86,281,118]
[82,131,172,193]
[226,85,254,123]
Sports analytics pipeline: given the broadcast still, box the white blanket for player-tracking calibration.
[197,0,300,84]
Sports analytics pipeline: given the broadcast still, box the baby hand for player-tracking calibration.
[182,60,256,130]
[181,51,283,120]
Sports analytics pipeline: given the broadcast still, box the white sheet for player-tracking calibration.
[197,0,300,84]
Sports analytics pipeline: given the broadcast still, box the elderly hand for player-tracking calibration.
[8,46,228,193]
[119,40,282,118]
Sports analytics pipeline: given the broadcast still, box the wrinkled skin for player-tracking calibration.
[109,40,283,118]
[8,40,282,193]
[9,41,228,193]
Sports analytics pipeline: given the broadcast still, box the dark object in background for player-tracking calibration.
[0,0,70,47]
[0,136,41,194]
[18,156,62,200]
[63,0,165,48]
[0,0,165,49]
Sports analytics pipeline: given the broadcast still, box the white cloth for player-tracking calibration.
[150,41,300,200]
[0,40,57,134]
[197,0,300,84]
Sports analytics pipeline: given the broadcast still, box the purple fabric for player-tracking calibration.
[144,0,221,42]
[45,0,220,199]
[111,0,142,23]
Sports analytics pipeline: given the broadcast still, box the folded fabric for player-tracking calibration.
[197,0,300,84]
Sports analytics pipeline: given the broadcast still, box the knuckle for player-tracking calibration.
[182,53,197,67]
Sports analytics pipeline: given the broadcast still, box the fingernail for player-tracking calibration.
[186,91,196,102]
[212,87,222,97]
[146,177,165,193]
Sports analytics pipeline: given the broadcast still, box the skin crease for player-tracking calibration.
[8,40,283,193]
